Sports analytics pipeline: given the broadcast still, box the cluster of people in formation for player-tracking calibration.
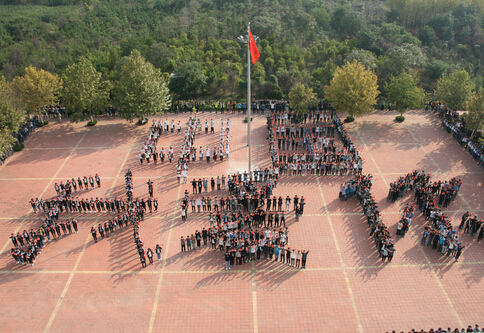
[459,211,484,240]
[341,173,396,262]
[179,226,309,269]
[31,195,158,215]
[177,117,232,183]
[388,170,462,208]
[401,323,483,332]
[384,169,475,260]
[139,119,182,165]
[9,218,79,266]
[171,99,287,113]
[180,170,307,223]
[395,204,415,238]
[53,174,101,196]
[268,110,364,176]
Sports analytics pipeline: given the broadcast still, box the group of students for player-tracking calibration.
[9,217,79,266]
[393,323,483,333]
[435,104,484,167]
[171,99,286,114]
[31,195,159,215]
[419,209,466,260]
[179,225,310,269]
[53,174,101,196]
[182,194,303,214]
[268,111,364,177]
[459,211,484,240]
[388,170,462,208]
[139,119,182,165]
[341,173,396,261]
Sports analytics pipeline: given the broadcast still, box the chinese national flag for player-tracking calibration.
[249,29,260,64]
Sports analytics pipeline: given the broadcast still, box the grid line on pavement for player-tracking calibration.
[147,183,183,333]
[316,177,364,333]
[43,128,142,333]
[0,130,91,257]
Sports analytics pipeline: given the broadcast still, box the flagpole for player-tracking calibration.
[247,22,252,172]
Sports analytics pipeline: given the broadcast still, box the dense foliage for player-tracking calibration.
[0,0,483,102]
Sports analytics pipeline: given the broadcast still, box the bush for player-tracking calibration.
[243,117,253,123]
[344,116,355,123]
[137,118,148,125]
[395,115,405,122]
[43,120,49,125]
[13,144,25,152]
[36,122,44,127]
[87,120,98,126]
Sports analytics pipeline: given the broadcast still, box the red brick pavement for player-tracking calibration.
[0,110,483,333]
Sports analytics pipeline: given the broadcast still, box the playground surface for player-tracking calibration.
[0,110,483,333]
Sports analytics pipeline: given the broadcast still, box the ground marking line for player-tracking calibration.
[0,130,90,257]
[251,260,259,333]
[316,177,364,333]
[2,260,484,275]
[43,129,142,333]
[147,183,183,333]
[380,125,465,327]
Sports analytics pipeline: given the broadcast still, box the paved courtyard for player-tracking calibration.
[0,110,483,333]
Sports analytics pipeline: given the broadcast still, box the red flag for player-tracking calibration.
[249,30,260,64]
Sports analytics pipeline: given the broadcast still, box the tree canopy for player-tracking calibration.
[113,50,170,120]
[62,57,111,122]
[169,62,207,99]
[0,0,483,101]
[385,72,426,115]
[435,70,474,110]
[464,87,484,138]
[325,60,380,118]
[12,66,62,115]
[288,84,317,115]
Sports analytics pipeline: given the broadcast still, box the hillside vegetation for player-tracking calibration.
[0,0,483,99]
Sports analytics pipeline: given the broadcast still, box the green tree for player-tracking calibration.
[385,72,426,116]
[288,84,317,114]
[345,49,377,71]
[169,61,207,99]
[435,70,474,110]
[0,77,23,152]
[62,57,111,123]
[325,60,380,119]
[385,43,426,75]
[12,65,62,117]
[113,50,171,120]
[331,4,364,40]
[464,87,484,139]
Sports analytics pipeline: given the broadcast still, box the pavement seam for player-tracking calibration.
[147,183,183,333]
[403,125,465,328]
[2,260,484,275]
[251,260,259,333]
[0,130,90,257]
[316,177,364,333]
[43,128,142,333]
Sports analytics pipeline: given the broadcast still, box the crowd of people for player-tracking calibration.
[340,173,396,261]
[433,103,484,167]
[392,324,483,332]
[385,169,476,259]
[388,171,462,208]
[30,195,159,215]
[10,215,79,266]
[52,174,101,196]
[267,110,364,176]
[170,99,288,114]
[179,225,310,269]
